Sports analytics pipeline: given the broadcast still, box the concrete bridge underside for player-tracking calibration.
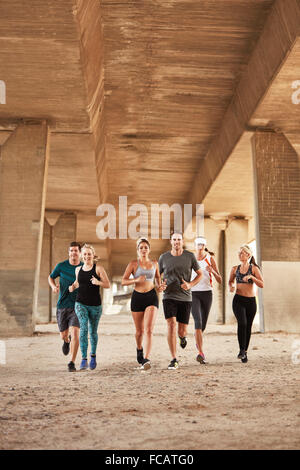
[0,0,300,335]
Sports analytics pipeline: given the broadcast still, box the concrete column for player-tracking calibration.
[0,121,50,336]
[50,212,77,321]
[36,218,51,323]
[252,131,300,333]
[36,211,62,324]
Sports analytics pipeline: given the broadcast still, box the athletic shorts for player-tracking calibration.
[131,288,159,312]
[56,308,80,332]
[162,299,192,325]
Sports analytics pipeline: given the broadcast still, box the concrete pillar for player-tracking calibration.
[36,218,51,323]
[204,217,225,325]
[252,131,300,333]
[36,211,62,323]
[50,212,77,321]
[0,122,50,336]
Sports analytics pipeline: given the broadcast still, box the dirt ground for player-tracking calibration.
[0,311,299,450]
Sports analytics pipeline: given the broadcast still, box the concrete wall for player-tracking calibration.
[252,131,300,333]
[262,261,300,332]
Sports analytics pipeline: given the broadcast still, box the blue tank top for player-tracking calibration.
[134,261,156,282]
[235,264,253,284]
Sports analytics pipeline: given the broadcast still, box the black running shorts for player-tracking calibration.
[56,308,80,332]
[131,288,159,312]
[162,299,192,325]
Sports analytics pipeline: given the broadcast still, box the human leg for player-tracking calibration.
[88,305,102,355]
[69,326,80,363]
[177,301,192,349]
[74,302,89,360]
[245,298,257,352]
[192,293,203,355]
[166,317,177,360]
[232,295,247,354]
[143,306,158,360]
[131,311,145,350]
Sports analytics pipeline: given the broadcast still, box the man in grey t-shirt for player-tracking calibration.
[158,232,202,369]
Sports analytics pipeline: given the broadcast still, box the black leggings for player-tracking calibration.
[191,291,213,331]
[232,294,257,352]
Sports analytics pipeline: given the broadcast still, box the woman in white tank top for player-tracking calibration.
[191,237,222,364]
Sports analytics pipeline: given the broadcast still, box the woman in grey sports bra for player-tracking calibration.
[122,238,162,370]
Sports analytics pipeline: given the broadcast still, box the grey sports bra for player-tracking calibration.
[236,264,253,284]
[134,261,156,282]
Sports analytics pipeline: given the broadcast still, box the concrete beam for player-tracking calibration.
[187,0,300,208]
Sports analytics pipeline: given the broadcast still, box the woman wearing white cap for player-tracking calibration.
[191,237,222,364]
[228,245,264,363]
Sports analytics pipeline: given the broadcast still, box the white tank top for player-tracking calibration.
[191,253,213,292]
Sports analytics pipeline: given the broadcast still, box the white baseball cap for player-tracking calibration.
[194,236,207,246]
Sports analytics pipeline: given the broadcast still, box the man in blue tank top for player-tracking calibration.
[48,242,83,372]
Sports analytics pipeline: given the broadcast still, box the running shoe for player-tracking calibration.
[196,352,206,364]
[237,350,246,360]
[168,358,179,370]
[137,348,144,364]
[140,358,151,371]
[179,336,187,349]
[89,354,97,370]
[79,358,88,370]
[62,335,71,356]
[241,352,248,363]
[68,361,76,372]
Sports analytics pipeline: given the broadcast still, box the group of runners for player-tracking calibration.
[48,232,264,372]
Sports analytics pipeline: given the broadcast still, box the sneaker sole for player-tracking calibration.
[142,362,151,371]
[196,355,206,364]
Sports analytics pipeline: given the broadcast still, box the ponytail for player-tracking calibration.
[205,247,215,256]
[250,255,259,268]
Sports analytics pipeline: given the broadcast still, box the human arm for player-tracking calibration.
[228,266,237,292]
[207,257,222,284]
[48,263,61,293]
[91,265,111,289]
[69,266,80,292]
[244,266,264,288]
[181,269,202,290]
[121,262,146,286]
[48,275,59,294]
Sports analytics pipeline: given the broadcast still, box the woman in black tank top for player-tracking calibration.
[228,245,264,363]
[69,244,110,371]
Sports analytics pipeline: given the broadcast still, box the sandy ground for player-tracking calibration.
[0,311,299,451]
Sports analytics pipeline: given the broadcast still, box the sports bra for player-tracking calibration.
[134,261,156,282]
[236,264,253,284]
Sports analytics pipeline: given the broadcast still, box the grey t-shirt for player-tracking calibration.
[158,250,200,302]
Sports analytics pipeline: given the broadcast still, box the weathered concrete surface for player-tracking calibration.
[0,122,49,336]
[252,131,300,333]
